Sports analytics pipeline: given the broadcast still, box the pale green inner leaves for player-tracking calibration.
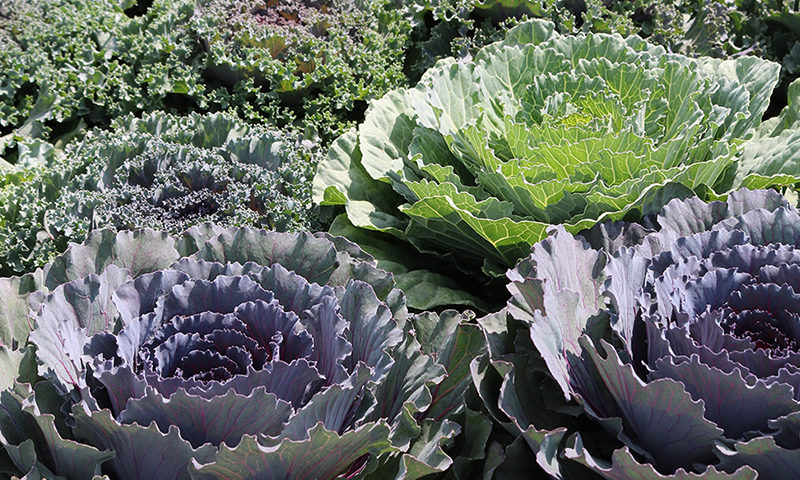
[316,19,778,269]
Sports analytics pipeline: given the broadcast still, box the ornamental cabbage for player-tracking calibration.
[0,111,320,275]
[0,225,484,479]
[477,188,800,478]
[313,19,781,309]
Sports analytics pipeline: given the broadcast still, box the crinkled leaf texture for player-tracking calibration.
[313,18,780,308]
[190,0,413,139]
[0,225,484,479]
[478,189,800,479]
[0,111,323,276]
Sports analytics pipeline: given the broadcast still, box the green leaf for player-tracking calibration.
[0,384,113,479]
[189,422,392,480]
[0,347,26,392]
[414,311,486,422]
[716,436,800,480]
[397,419,460,480]
[567,437,757,480]
[327,214,487,310]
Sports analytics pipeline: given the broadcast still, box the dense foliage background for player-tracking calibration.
[3,1,800,479]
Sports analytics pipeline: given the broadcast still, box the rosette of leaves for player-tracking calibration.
[0,225,485,479]
[474,188,800,478]
[191,0,413,139]
[53,111,322,235]
[314,18,780,309]
[0,111,321,276]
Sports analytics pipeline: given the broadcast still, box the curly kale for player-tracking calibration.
[191,0,414,139]
[0,0,419,156]
[0,112,322,275]
[0,0,206,161]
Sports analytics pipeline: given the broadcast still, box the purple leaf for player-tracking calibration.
[72,405,215,480]
[119,386,292,448]
[573,338,725,472]
[650,356,796,437]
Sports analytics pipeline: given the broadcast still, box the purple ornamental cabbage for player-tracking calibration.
[0,225,484,479]
[475,189,800,479]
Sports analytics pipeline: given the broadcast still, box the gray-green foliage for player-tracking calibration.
[0,112,321,276]
[0,0,422,159]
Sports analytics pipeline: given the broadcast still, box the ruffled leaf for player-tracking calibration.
[119,386,292,448]
[0,384,113,479]
[189,422,392,480]
[72,406,216,480]
[567,436,757,480]
[716,436,800,480]
[573,338,725,472]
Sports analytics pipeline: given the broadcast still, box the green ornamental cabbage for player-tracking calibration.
[313,19,781,309]
[0,225,485,479]
[474,189,800,478]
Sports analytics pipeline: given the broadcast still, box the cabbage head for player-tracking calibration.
[476,188,800,478]
[313,18,781,308]
[0,225,484,479]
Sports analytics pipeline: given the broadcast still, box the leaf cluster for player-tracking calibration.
[192,0,414,138]
[0,225,486,479]
[0,0,206,161]
[0,112,323,276]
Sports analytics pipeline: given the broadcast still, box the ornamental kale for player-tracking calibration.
[0,225,484,479]
[313,18,780,309]
[0,0,418,159]
[0,111,320,276]
[0,0,205,162]
[476,188,800,478]
[401,0,550,79]
[190,0,413,139]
